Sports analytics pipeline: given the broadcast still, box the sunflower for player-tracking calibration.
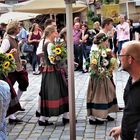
[3,61,10,69]
[49,56,55,62]
[91,59,97,65]
[55,48,62,55]
[7,53,14,61]
[106,48,111,52]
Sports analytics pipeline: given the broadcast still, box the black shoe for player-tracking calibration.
[20,108,25,111]
[38,120,53,126]
[106,115,114,121]
[89,119,104,125]
[82,69,88,73]
[119,107,124,111]
[36,111,40,117]
[62,118,69,125]
[9,118,23,124]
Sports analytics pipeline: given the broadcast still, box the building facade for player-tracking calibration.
[119,0,140,21]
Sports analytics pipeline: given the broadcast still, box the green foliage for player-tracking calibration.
[92,16,100,23]
[87,10,94,19]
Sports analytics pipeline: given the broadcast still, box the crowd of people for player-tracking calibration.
[0,14,140,140]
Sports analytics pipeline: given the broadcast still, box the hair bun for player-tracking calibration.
[93,33,108,44]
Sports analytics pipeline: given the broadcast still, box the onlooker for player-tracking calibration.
[74,16,80,23]
[36,19,57,56]
[0,80,11,140]
[127,19,134,41]
[17,22,28,44]
[116,14,130,54]
[109,41,140,140]
[0,23,7,38]
[133,22,140,41]
[17,22,28,69]
[28,23,42,74]
[73,22,82,71]
[80,23,91,73]
[112,27,118,57]
[0,21,29,124]
[92,21,101,35]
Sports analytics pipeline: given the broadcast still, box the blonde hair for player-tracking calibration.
[44,25,56,38]
[93,21,100,29]
[6,20,19,35]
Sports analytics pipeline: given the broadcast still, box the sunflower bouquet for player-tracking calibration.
[0,53,16,78]
[89,45,117,78]
[48,42,67,64]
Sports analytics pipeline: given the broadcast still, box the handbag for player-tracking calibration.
[23,43,34,53]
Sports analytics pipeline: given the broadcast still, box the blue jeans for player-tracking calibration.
[118,40,129,54]
[0,80,11,140]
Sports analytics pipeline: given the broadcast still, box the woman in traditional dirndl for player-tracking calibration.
[87,33,119,125]
[38,25,69,126]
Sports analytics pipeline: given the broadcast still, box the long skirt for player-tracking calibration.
[40,66,69,117]
[87,76,118,119]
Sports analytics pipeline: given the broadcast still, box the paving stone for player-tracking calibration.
[7,69,127,140]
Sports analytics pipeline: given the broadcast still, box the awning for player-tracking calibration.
[13,0,87,14]
[0,12,39,24]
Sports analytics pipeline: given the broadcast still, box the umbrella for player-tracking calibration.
[13,0,87,14]
[0,11,39,24]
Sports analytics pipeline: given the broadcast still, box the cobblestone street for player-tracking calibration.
[7,69,129,140]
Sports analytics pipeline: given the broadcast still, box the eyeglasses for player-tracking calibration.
[118,54,135,60]
[118,54,130,59]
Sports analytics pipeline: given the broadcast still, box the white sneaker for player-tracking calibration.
[33,71,36,75]
[33,71,40,75]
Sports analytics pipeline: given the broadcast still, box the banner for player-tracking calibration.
[101,4,119,23]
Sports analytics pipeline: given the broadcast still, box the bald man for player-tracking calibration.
[109,41,140,140]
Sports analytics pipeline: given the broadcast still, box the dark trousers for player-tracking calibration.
[121,130,134,140]
[118,40,129,54]
[83,44,91,70]
[8,69,29,91]
[74,44,83,70]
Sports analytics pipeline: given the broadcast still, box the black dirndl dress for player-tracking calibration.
[39,43,69,117]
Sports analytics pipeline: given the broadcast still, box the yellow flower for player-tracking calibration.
[7,53,14,60]
[49,56,55,62]
[3,61,10,69]
[110,58,117,66]
[91,59,97,65]
[55,48,62,55]
[106,48,111,52]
